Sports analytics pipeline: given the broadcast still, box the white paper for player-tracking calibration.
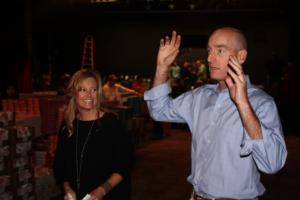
[68,193,91,200]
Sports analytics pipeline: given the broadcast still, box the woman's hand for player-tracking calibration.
[88,187,105,200]
[64,188,76,200]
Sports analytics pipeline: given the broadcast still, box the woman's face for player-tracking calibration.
[6,86,15,98]
[75,77,98,112]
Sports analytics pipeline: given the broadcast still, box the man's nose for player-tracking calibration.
[207,53,215,63]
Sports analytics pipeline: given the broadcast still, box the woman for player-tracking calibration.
[0,84,19,110]
[52,69,136,200]
[1,84,19,99]
[57,75,71,95]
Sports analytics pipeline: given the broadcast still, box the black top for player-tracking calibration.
[52,113,136,200]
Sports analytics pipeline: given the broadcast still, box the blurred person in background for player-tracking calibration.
[103,74,139,95]
[193,80,203,90]
[181,61,191,90]
[57,74,71,96]
[0,83,19,110]
[265,53,287,91]
[38,75,57,91]
[196,60,207,82]
[132,75,145,89]
[172,78,186,99]
[190,61,198,86]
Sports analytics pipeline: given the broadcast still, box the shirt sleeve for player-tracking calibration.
[102,84,109,94]
[144,83,191,123]
[112,117,136,179]
[117,85,135,94]
[52,121,69,184]
[240,97,287,174]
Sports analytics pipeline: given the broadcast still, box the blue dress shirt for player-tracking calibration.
[144,75,287,199]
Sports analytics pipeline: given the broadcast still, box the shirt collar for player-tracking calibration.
[212,74,251,94]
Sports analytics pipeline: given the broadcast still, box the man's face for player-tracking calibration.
[138,77,143,83]
[6,86,15,98]
[108,79,116,86]
[207,30,238,82]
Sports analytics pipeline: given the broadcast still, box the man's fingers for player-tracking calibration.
[225,76,234,88]
[174,35,181,50]
[228,56,244,79]
[230,56,242,70]
[165,36,170,45]
[227,67,241,84]
[170,31,177,45]
[160,39,164,47]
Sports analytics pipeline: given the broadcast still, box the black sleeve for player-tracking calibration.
[111,117,136,179]
[52,120,69,184]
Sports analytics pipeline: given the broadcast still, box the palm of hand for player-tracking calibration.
[157,45,178,68]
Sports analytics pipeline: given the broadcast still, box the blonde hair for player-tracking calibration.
[64,69,110,137]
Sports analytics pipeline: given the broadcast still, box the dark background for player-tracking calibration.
[0,0,299,91]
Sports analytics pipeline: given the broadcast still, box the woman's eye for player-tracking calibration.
[207,49,211,53]
[92,89,97,92]
[219,50,224,53]
[80,89,85,91]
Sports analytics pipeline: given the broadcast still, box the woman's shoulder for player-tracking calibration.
[101,112,119,122]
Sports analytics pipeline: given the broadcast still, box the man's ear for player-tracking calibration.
[237,49,247,64]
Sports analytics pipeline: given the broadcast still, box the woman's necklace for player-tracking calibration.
[76,118,95,191]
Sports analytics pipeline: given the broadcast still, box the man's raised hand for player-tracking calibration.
[152,31,181,87]
[157,31,181,70]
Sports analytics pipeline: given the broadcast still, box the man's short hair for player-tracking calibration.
[107,74,118,81]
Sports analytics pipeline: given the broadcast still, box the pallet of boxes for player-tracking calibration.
[0,110,35,200]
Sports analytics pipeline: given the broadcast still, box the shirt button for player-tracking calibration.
[200,177,202,180]
[204,159,206,162]
[201,194,203,197]
[212,122,214,125]
[246,151,248,154]
[208,140,210,143]
[218,104,220,107]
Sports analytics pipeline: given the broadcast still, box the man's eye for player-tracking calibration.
[219,50,224,53]
[207,49,211,53]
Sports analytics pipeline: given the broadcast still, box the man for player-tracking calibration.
[144,28,287,200]
[196,60,207,82]
[181,61,192,90]
[132,75,145,89]
[103,74,139,95]
[265,53,287,91]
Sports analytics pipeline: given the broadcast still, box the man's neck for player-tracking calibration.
[218,80,228,93]
[108,82,115,88]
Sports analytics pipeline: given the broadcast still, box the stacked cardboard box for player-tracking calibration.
[33,135,58,167]
[39,99,66,135]
[0,118,35,200]
[34,166,61,200]
[27,98,41,116]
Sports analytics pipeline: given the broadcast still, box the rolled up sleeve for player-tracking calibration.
[240,98,287,174]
